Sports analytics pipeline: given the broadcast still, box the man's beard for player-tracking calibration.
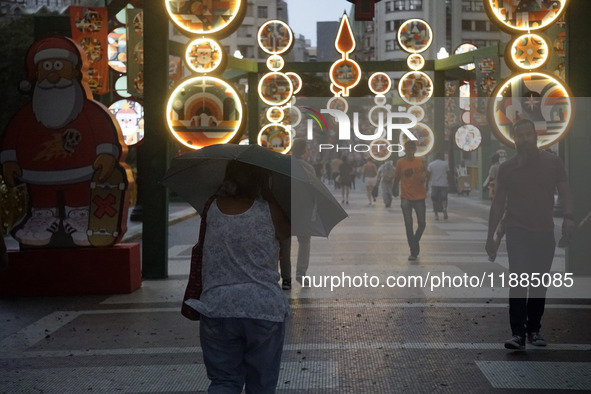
[33,78,84,129]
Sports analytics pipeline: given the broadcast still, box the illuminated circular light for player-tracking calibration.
[257,20,293,55]
[507,33,550,71]
[114,76,131,98]
[108,99,144,146]
[397,19,433,54]
[285,72,302,95]
[455,124,482,152]
[257,123,292,154]
[327,96,349,114]
[330,84,343,97]
[266,106,285,123]
[258,72,293,106]
[368,106,390,128]
[166,76,245,150]
[374,95,387,106]
[369,138,393,161]
[330,58,361,97]
[407,54,425,71]
[284,105,302,127]
[408,105,425,121]
[398,123,435,157]
[454,43,477,71]
[484,0,568,33]
[186,38,225,74]
[165,0,245,36]
[489,72,573,149]
[461,111,471,125]
[368,72,391,95]
[398,71,433,105]
[266,54,285,71]
[107,27,127,73]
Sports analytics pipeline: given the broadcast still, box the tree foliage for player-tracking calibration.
[0,15,35,135]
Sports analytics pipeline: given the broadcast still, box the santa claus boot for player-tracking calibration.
[14,208,59,246]
[64,206,90,246]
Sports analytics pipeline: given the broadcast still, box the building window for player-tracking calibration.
[462,0,484,12]
[394,0,405,11]
[385,1,394,13]
[409,0,422,10]
[474,20,487,31]
[246,3,253,17]
[462,20,473,31]
[385,39,399,52]
[385,20,396,33]
[257,6,267,19]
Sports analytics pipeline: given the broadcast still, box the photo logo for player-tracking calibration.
[302,107,328,132]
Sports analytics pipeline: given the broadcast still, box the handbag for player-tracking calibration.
[181,196,216,321]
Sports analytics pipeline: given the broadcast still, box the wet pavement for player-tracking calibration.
[1,184,590,393]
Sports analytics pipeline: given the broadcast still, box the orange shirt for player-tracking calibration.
[394,157,427,200]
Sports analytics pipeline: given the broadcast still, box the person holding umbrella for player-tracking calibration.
[185,160,290,393]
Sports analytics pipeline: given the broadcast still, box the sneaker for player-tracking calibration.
[282,279,291,290]
[64,207,90,246]
[527,332,547,347]
[443,210,448,220]
[408,255,417,261]
[504,335,526,350]
[14,208,60,246]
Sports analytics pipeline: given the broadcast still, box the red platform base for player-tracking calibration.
[0,243,141,296]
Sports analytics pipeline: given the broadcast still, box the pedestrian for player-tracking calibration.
[377,159,396,208]
[338,155,353,204]
[185,160,291,393]
[279,139,314,288]
[330,156,343,190]
[484,153,501,200]
[427,151,449,220]
[393,141,428,261]
[486,119,575,351]
[362,158,378,206]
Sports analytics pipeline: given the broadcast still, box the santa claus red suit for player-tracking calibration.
[1,36,123,247]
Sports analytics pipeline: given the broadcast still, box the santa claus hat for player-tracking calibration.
[20,35,83,93]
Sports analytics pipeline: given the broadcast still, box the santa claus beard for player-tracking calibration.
[33,78,84,129]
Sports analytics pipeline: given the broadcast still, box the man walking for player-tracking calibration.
[427,151,449,220]
[393,141,428,261]
[486,119,575,350]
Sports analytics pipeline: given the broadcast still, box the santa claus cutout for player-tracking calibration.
[1,35,131,248]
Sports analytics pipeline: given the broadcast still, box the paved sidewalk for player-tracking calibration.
[1,184,590,393]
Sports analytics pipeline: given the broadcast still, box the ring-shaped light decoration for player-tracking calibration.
[408,105,425,122]
[185,38,225,74]
[484,0,568,34]
[399,122,435,157]
[368,72,392,95]
[368,105,390,128]
[285,72,302,95]
[258,20,294,55]
[398,71,433,106]
[454,43,477,71]
[266,106,285,123]
[397,18,433,54]
[258,72,294,106]
[165,0,245,37]
[108,99,144,146]
[488,72,573,149]
[407,54,425,71]
[330,58,361,97]
[455,124,482,152]
[166,76,245,150]
[374,95,387,106]
[327,96,349,114]
[506,33,550,71]
[283,105,302,128]
[369,138,393,161]
[257,123,292,154]
[330,84,343,97]
[266,54,285,72]
[107,27,127,73]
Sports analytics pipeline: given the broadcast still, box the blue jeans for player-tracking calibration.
[400,198,426,256]
[200,316,285,394]
[505,227,555,336]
